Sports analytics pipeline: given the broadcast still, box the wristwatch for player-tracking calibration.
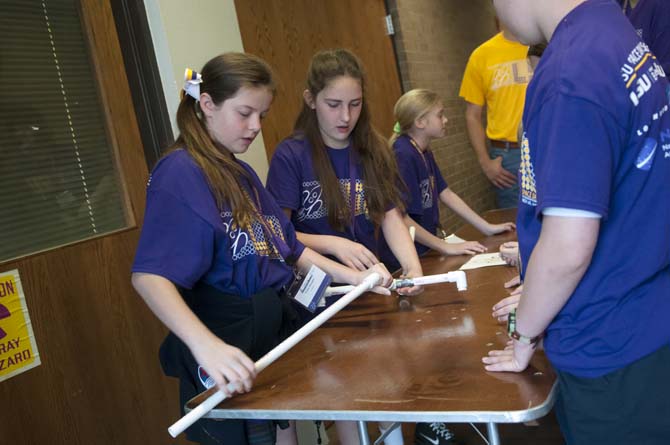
[507,308,542,347]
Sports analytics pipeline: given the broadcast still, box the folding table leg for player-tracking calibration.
[357,420,371,445]
[487,422,501,445]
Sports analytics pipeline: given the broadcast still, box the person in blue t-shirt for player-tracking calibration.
[131,53,391,445]
[484,1,670,443]
[619,0,670,73]
[266,48,418,445]
[391,88,515,258]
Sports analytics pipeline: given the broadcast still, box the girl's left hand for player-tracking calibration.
[484,222,516,236]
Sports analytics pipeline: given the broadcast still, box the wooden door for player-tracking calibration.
[234,0,403,160]
[0,1,185,444]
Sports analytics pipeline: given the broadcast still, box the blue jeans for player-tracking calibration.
[489,146,521,208]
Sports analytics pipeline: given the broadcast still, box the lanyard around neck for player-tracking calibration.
[408,136,436,197]
[407,135,444,231]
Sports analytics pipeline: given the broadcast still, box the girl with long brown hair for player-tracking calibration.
[131,52,390,445]
[266,48,421,445]
[267,49,422,284]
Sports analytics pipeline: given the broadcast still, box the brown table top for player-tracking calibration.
[187,209,556,423]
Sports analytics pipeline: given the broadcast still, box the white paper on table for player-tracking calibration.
[444,233,467,244]
[459,253,508,270]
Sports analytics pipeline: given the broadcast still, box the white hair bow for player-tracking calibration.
[183,68,203,101]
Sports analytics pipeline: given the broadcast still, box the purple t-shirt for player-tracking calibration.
[620,0,670,73]
[393,135,449,255]
[518,0,670,377]
[266,137,399,271]
[132,149,304,298]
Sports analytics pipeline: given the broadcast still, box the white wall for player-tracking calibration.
[144,0,270,181]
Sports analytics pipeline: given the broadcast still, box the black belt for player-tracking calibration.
[490,139,520,149]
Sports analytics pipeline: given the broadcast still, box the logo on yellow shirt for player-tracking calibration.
[490,60,533,91]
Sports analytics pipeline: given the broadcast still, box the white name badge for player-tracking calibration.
[289,265,332,313]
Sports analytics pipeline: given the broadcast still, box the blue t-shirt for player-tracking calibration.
[266,136,398,271]
[132,149,304,298]
[620,0,670,73]
[518,0,670,377]
[393,134,449,255]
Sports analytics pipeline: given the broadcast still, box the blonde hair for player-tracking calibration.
[390,89,442,144]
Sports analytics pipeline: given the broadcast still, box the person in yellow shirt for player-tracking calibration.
[459,24,531,208]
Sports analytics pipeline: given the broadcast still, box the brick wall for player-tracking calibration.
[388,0,499,234]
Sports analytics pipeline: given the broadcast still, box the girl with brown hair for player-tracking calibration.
[266,48,420,445]
[131,52,390,445]
[267,49,422,286]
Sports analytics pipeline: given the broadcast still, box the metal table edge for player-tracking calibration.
[188,381,558,424]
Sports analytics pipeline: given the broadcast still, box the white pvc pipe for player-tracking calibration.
[325,271,468,297]
[410,271,468,291]
[323,284,355,297]
[167,272,382,438]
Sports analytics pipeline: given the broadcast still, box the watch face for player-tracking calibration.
[506,309,541,346]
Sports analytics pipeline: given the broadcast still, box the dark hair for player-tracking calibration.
[527,43,547,59]
[293,49,403,231]
[170,52,275,228]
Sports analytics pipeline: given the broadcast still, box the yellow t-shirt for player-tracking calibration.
[459,33,532,143]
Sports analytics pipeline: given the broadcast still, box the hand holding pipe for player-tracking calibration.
[167,272,382,438]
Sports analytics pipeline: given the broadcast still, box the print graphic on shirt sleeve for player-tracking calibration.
[520,132,537,206]
[660,128,670,158]
[635,138,658,170]
[635,104,669,137]
[622,41,667,106]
